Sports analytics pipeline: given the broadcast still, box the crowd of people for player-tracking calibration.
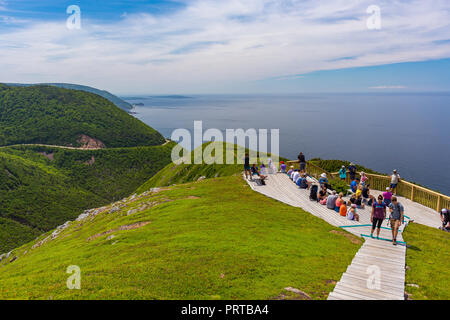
[244,153,448,242]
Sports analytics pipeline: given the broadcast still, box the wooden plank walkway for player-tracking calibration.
[244,173,441,300]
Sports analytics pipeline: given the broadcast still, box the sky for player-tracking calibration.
[1,0,450,94]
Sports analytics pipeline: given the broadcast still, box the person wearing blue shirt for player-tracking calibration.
[350,179,358,193]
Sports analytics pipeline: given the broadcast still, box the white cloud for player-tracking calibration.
[369,85,407,89]
[0,0,450,93]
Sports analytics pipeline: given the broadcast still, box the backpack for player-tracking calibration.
[310,185,319,201]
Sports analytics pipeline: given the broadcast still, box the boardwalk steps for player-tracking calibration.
[244,173,442,300]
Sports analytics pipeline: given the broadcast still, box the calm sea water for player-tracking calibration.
[124,93,450,195]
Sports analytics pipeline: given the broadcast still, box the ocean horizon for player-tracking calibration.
[125,93,450,195]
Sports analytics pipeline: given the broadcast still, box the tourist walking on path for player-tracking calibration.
[390,170,401,193]
[298,152,306,171]
[244,153,251,179]
[339,166,347,180]
[348,162,357,181]
[388,197,404,245]
[371,195,387,239]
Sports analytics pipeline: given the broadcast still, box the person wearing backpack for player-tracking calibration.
[389,197,404,245]
[371,195,387,239]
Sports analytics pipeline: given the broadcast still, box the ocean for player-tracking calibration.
[124,93,450,195]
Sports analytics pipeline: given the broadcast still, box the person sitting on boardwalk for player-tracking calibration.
[371,195,387,239]
[298,152,306,171]
[319,173,330,189]
[291,169,300,183]
[326,191,338,210]
[347,204,359,221]
[334,193,344,213]
[244,153,251,180]
[251,164,267,182]
[383,187,393,206]
[319,186,328,204]
[339,200,348,217]
[287,165,294,177]
[280,161,286,173]
[389,196,404,245]
[440,208,450,231]
[260,163,268,176]
[362,183,370,203]
[350,178,358,193]
[339,166,347,180]
[348,162,357,181]
[296,173,310,189]
[390,170,401,193]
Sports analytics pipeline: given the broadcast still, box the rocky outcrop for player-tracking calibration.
[77,134,106,149]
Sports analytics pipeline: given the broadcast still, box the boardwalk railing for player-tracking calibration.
[286,160,449,212]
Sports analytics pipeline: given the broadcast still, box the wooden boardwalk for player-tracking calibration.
[245,173,441,300]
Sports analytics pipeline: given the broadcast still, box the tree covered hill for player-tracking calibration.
[0,84,164,148]
[5,83,133,111]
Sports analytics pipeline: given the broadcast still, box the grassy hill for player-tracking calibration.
[137,142,288,192]
[0,175,361,300]
[403,222,450,300]
[0,143,175,253]
[0,84,164,147]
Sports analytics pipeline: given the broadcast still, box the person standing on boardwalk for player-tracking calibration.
[371,195,387,239]
[348,162,357,181]
[244,153,251,179]
[390,170,401,193]
[298,152,306,171]
[339,166,347,180]
[388,197,404,245]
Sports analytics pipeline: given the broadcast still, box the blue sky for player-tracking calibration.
[1,0,450,94]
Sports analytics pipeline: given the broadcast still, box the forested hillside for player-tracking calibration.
[0,84,164,148]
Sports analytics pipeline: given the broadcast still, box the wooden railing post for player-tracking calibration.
[437,195,441,212]
[411,185,415,201]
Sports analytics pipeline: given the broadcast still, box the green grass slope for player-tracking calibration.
[0,84,164,147]
[403,222,450,300]
[0,175,361,300]
[137,142,287,192]
[0,143,174,253]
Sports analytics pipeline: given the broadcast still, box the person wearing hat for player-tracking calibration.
[383,187,393,206]
[390,170,401,193]
[347,204,359,221]
[339,165,347,180]
[319,173,329,189]
[287,166,294,177]
[440,208,450,231]
[280,161,286,173]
